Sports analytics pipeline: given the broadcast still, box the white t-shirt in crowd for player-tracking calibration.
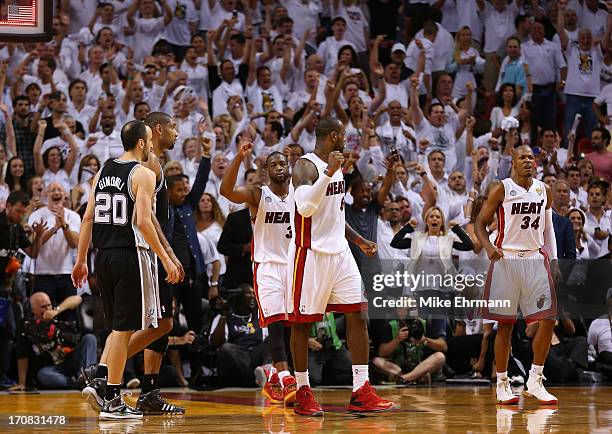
[415,116,459,172]
[594,83,612,122]
[522,39,566,85]
[331,2,369,52]
[482,2,519,53]
[316,37,356,75]
[587,317,612,353]
[382,81,410,108]
[28,206,81,275]
[196,232,224,283]
[246,82,284,131]
[212,79,244,116]
[552,28,579,50]
[132,17,165,62]
[209,5,245,32]
[415,23,454,72]
[286,0,320,47]
[181,61,209,101]
[88,130,124,163]
[585,209,611,258]
[564,42,604,98]
[440,0,460,33]
[163,0,198,46]
[456,0,483,43]
[574,0,608,38]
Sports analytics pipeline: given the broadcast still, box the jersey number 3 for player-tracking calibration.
[520,215,540,230]
[94,192,128,225]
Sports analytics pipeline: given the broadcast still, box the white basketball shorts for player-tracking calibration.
[286,243,367,322]
[482,249,556,323]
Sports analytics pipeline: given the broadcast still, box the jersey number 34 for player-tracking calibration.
[520,215,540,230]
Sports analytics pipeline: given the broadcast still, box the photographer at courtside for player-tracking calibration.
[11,292,96,390]
[209,284,270,387]
[371,308,447,384]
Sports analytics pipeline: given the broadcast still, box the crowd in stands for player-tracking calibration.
[0,0,611,391]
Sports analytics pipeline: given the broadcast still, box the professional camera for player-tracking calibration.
[22,320,79,364]
[399,318,424,340]
[315,326,336,352]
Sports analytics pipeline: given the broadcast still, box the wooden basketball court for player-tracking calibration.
[0,385,610,432]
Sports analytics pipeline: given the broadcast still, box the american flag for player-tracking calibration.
[8,3,36,22]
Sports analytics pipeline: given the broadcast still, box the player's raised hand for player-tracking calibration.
[326,151,344,175]
[238,139,253,158]
[485,246,503,262]
[71,261,89,288]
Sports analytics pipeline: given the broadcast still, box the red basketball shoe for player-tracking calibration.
[294,386,323,416]
[262,372,284,404]
[282,375,297,405]
[348,381,395,412]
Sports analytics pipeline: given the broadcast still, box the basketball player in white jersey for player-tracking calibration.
[288,117,394,416]
[220,140,297,405]
[476,145,562,405]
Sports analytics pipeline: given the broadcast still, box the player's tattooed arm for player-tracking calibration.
[475,181,505,261]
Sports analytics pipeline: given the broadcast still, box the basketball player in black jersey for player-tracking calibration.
[79,113,187,415]
[72,120,180,419]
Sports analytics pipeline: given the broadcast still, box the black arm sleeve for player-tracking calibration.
[237,63,249,88]
[390,223,415,249]
[451,225,474,251]
[208,65,221,92]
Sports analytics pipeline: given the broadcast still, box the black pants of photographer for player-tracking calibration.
[216,341,269,387]
[36,333,97,388]
[308,345,352,387]
[445,334,484,376]
[0,295,15,384]
[544,337,588,383]
[34,275,76,319]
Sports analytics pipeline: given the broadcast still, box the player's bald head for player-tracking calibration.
[315,117,342,141]
[511,145,533,160]
[144,111,173,128]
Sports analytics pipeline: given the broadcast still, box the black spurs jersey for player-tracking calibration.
[92,159,149,250]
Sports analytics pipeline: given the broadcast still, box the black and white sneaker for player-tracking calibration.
[99,394,143,420]
[136,389,185,415]
[81,366,106,412]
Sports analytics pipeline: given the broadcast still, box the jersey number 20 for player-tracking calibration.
[94,192,128,225]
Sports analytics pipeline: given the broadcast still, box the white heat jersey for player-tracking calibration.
[252,185,291,264]
[289,153,348,254]
[495,178,547,251]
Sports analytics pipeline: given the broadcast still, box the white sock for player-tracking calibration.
[352,365,369,392]
[530,364,544,376]
[267,366,278,381]
[295,371,310,389]
[497,371,508,383]
[278,370,291,384]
